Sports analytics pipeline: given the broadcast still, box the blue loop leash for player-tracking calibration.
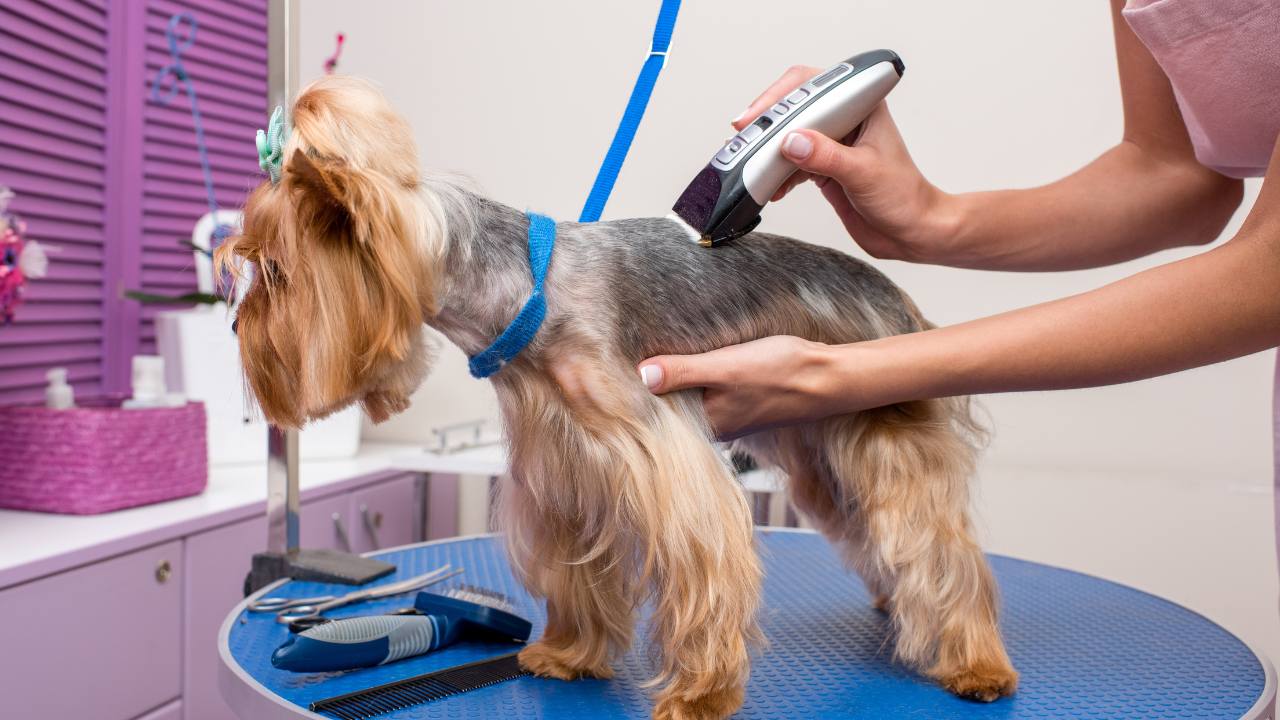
[470,1,679,377]
[151,12,230,244]
[578,0,681,223]
[467,213,557,378]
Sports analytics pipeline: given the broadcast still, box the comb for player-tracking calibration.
[309,651,528,719]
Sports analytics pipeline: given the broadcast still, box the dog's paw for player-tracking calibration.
[939,664,1019,702]
[518,641,613,681]
[652,685,744,720]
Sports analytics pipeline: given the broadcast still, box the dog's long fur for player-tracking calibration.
[218,76,1017,719]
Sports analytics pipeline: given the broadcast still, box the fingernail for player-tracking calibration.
[639,364,662,390]
[782,133,812,160]
[731,109,749,126]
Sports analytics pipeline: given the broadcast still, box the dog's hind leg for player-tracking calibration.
[828,402,1017,701]
[748,403,1017,702]
[736,426,893,612]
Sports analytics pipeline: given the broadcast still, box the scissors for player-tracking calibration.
[248,564,462,624]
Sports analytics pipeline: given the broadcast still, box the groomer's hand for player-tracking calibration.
[732,65,957,263]
[638,336,858,440]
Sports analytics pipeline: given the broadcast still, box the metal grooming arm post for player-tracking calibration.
[243,0,396,594]
[264,0,301,557]
[265,427,299,553]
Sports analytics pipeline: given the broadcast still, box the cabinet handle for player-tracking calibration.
[360,504,383,550]
[155,559,172,584]
[332,512,352,552]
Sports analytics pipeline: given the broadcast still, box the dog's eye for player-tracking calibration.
[231,317,238,336]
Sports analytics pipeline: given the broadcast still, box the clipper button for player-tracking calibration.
[772,103,789,117]
[739,124,764,143]
[714,138,746,164]
[785,88,809,105]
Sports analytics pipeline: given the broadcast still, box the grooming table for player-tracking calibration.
[220,529,1275,719]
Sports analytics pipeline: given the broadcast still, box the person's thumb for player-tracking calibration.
[637,353,717,394]
[780,129,869,189]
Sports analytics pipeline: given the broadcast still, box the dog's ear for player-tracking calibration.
[285,151,353,239]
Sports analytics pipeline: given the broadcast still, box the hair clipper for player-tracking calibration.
[670,49,904,247]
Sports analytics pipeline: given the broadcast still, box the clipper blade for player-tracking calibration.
[665,213,706,245]
[671,165,721,245]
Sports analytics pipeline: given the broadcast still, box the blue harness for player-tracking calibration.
[467,0,681,379]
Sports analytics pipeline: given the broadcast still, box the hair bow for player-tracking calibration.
[256,106,287,184]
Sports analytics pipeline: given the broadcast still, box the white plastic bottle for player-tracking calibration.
[123,355,168,409]
[45,367,75,410]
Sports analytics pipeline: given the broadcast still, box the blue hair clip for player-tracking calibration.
[256,106,287,184]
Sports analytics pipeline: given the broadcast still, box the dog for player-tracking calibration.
[217,75,1018,719]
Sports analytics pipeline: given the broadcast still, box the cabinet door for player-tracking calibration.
[0,541,182,720]
[135,700,182,720]
[183,513,263,720]
[348,474,421,554]
[182,492,351,720]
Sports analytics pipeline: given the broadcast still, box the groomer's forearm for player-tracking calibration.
[840,219,1280,410]
[935,142,1242,272]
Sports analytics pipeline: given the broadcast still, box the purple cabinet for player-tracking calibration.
[0,471,426,719]
[0,540,182,720]
[138,700,182,720]
[347,475,421,554]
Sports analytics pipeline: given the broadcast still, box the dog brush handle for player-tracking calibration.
[271,615,442,672]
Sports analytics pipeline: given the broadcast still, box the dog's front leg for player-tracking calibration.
[639,393,762,720]
[497,361,761,719]
[499,469,635,682]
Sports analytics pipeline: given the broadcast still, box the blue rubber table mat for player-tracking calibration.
[226,529,1268,718]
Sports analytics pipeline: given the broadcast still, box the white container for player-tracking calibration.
[155,305,362,465]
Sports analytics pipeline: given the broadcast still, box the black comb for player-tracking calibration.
[309,651,529,719]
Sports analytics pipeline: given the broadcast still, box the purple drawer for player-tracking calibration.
[0,541,182,719]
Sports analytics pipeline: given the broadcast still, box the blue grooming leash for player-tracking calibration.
[467,212,556,378]
[151,12,229,246]
[469,1,679,377]
[578,0,680,223]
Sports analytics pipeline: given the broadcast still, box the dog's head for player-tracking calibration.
[216,76,445,427]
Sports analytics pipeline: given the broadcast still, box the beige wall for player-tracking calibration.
[301,1,1268,484]
[296,0,1277,654]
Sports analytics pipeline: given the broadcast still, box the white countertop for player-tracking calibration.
[0,442,510,589]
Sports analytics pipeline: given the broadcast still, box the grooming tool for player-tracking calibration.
[249,565,460,624]
[270,584,531,673]
[287,607,421,635]
[308,651,528,718]
[670,49,904,247]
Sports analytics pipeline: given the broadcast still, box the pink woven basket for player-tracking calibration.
[0,400,208,515]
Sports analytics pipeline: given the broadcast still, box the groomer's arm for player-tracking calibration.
[641,137,1280,439]
[749,0,1242,270]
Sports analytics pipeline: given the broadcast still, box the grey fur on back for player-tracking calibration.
[426,182,926,367]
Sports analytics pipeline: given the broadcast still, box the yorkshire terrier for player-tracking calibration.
[218,76,1017,719]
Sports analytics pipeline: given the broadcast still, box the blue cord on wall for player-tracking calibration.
[150,12,229,250]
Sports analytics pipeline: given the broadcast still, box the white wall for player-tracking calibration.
[298,0,1276,656]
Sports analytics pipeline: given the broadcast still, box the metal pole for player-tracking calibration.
[265,0,301,555]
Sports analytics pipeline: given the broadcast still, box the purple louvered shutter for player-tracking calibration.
[0,0,265,403]
[0,0,112,404]
[137,0,267,353]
